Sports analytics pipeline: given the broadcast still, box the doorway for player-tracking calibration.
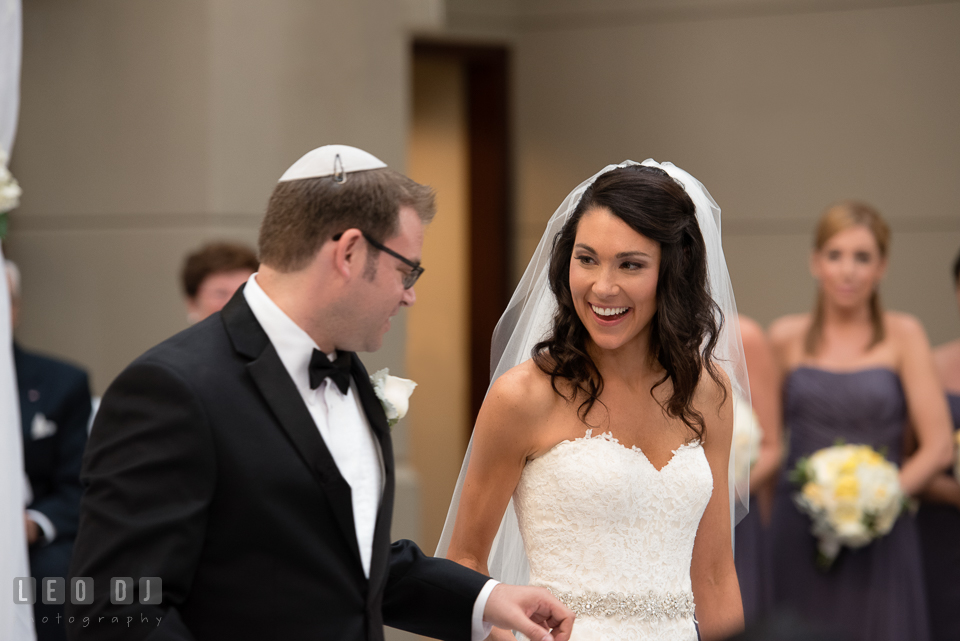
[406,41,512,551]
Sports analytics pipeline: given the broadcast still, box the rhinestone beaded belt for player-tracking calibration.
[544,587,696,620]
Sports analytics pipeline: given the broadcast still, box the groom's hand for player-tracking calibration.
[483,584,575,641]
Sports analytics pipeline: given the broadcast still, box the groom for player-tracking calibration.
[65,146,573,641]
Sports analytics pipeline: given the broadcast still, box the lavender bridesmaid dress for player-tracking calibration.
[735,501,772,625]
[769,367,930,641]
[916,394,960,641]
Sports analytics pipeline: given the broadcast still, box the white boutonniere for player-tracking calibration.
[370,368,417,428]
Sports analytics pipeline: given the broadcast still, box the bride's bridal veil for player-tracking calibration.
[436,159,751,587]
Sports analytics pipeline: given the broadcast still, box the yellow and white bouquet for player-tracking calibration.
[791,443,904,569]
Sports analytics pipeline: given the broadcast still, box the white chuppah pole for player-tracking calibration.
[0,248,34,641]
[1,0,36,639]
[0,0,21,153]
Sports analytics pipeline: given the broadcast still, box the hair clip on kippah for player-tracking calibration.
[332,154,347,184]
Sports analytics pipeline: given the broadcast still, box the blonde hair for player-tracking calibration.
[805,201,891,355]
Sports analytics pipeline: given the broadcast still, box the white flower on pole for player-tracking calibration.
[0,149,21,214]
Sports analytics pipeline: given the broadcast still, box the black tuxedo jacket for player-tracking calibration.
[66,290,488,641]
[15,343,91,542]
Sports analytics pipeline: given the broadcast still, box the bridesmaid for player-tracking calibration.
[734,315,783,624]
[767,201,953,641]
[918,247,960,641]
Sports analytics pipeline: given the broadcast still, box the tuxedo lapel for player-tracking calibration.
[349,355,391,450]
[349,354,396,592]
[220,290,364,570]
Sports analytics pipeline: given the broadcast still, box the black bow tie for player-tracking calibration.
[308,349,352,394]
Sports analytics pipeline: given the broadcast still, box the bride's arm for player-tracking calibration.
[446,365,545,570]
[690,374,744,641]
[446,363,555,640]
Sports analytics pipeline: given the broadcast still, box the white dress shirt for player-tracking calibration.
[244,274,382,577]
[242,275,495,639]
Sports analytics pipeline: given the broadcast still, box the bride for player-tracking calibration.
[438,160,748,641]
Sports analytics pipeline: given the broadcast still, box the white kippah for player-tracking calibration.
[277,144,388,183]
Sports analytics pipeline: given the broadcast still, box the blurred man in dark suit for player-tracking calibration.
[6,260,92,641]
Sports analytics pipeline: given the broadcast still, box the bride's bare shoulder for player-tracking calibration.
[477,358,583,459]
[695,362,732,410]
[485,358,559,415]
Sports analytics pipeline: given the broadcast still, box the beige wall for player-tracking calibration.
[407,56,471,553]
[7,0,412,397]
[448,0,960,343]
[5,7,427,606]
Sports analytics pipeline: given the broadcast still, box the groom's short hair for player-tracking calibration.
[258,168,435,273]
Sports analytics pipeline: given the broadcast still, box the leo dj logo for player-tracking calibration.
[13,577,162,605]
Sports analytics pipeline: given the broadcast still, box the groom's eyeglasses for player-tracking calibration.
[332,231,424,289]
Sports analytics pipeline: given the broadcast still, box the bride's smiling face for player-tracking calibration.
[569,206,661,353]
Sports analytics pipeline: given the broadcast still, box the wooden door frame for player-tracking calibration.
[412,40,512,427]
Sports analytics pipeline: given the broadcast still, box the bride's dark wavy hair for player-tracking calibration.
[532,165,725,439]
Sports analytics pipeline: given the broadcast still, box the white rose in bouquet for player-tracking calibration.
[732,395,762,487]
[791,443,904,569]
[0,149,21,214]
[0,149,22,239]
[370,368,417,428]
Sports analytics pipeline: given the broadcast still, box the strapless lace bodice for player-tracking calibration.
[513,430,713,640]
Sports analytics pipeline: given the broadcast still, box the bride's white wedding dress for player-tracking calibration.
[513,430,712,641]
[436,160,747,639]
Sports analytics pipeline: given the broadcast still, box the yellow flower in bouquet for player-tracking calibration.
[791,443,904,569]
